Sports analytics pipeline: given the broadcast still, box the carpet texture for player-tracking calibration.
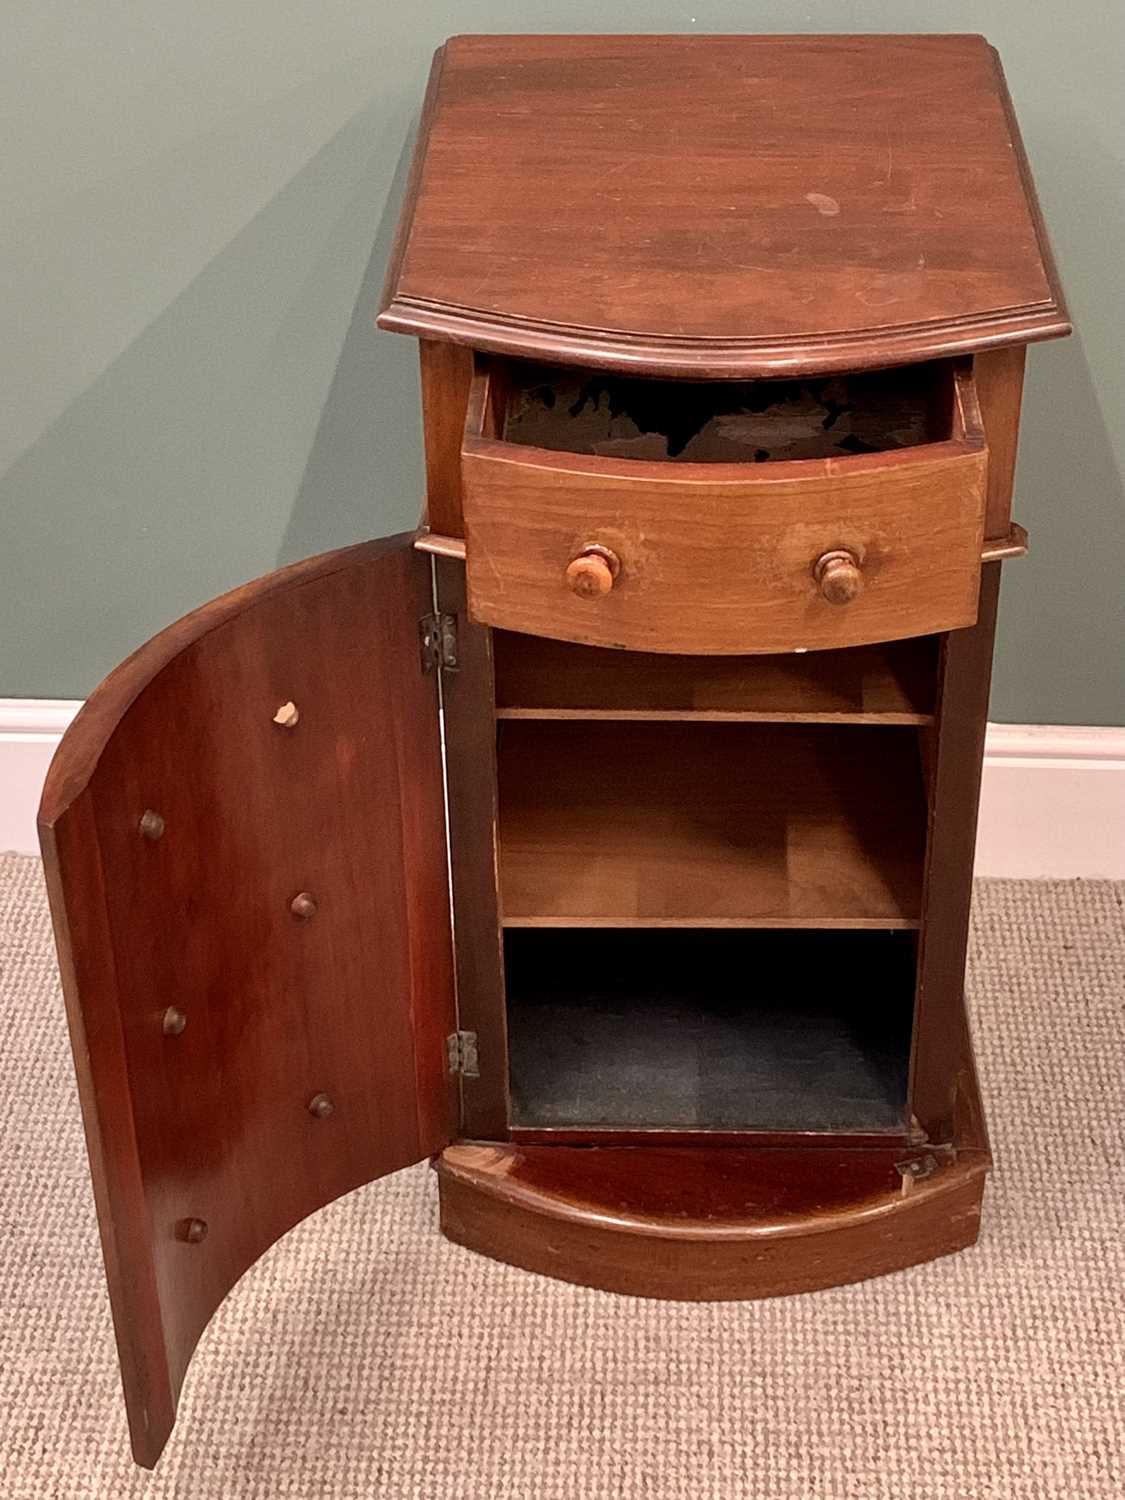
[0,852,1122,1498]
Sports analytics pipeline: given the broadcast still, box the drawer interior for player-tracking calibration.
[495,357,955,463]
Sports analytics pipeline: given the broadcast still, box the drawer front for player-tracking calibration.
[462,371,989,655]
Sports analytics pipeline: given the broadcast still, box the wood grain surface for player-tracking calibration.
[496,720,926,928]
[436,990,989,1297]
[438,1144,988,1299]
[434,557,510,1139]
[493,632,938,724]
[464,362,988,654]
[910,565,1003,1141]
[419,339,474,535]
[973,346,1027,537]
[379,34,1069,376]
[39,537,455,1466]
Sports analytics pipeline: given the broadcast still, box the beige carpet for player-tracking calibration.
[1,852,1122,1499]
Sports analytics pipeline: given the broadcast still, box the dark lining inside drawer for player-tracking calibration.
[500,359,951,462]
[505,928,915,1132]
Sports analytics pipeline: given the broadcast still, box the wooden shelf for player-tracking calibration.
[493,634,936,724]
[497,721,926,928]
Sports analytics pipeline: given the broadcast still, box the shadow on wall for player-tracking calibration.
[990,124,1125,726]
[1,51,1121,721]
[0,89,423,699]
[277,125,420,566]
[993,330,1125,724]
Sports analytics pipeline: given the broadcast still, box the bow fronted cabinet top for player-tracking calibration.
[379,32,1069,379]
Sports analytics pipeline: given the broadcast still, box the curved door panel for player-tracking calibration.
[39,535,455,1466]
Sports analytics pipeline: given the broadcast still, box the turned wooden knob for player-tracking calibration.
[290,892,318,920]
[814,549,864,605]
[565,545,620,599]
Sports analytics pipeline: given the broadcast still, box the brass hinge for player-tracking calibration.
[419,612,459,674]
[446,1030,479,1078]
[896,1153,939,1194]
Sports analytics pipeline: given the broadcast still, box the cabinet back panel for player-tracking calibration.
[497,720,927,928]
[493,632,938,724]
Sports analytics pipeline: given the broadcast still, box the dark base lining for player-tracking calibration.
[505,929,914,1132]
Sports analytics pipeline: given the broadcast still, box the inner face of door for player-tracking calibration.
[490,630,937,1139]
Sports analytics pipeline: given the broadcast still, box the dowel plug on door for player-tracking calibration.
[138,810,165,840]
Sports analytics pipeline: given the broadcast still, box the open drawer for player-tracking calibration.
[460,358,991,653]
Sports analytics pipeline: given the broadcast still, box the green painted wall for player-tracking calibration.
[2,5,1122,723]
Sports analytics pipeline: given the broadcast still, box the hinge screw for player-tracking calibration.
[446,1030,480,1078]
[139,810,165,840]
[419,612,458,673]
[897,1154,939,1187]
[162,1006,187,1036]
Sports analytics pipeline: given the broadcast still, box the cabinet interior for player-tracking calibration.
[494,631,938,724]
[493,632,936,1136]
[505,928,915,1133]
[495,357,954,463]
[497,719,926,928]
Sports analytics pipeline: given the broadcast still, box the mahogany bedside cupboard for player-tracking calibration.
[38,34,1070,1467]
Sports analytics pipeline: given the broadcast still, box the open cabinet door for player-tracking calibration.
[38,534,456,1467]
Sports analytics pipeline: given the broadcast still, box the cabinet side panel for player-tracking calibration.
[974,346,1026,537]
[436,556,510,1137]
[420,340,473,536]
[908,347,1024,1136]
[910,564,1001,1139]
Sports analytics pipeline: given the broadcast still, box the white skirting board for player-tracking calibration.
[2,700,86,860]
[2,700,1123,877]
[973,725,1125,879]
